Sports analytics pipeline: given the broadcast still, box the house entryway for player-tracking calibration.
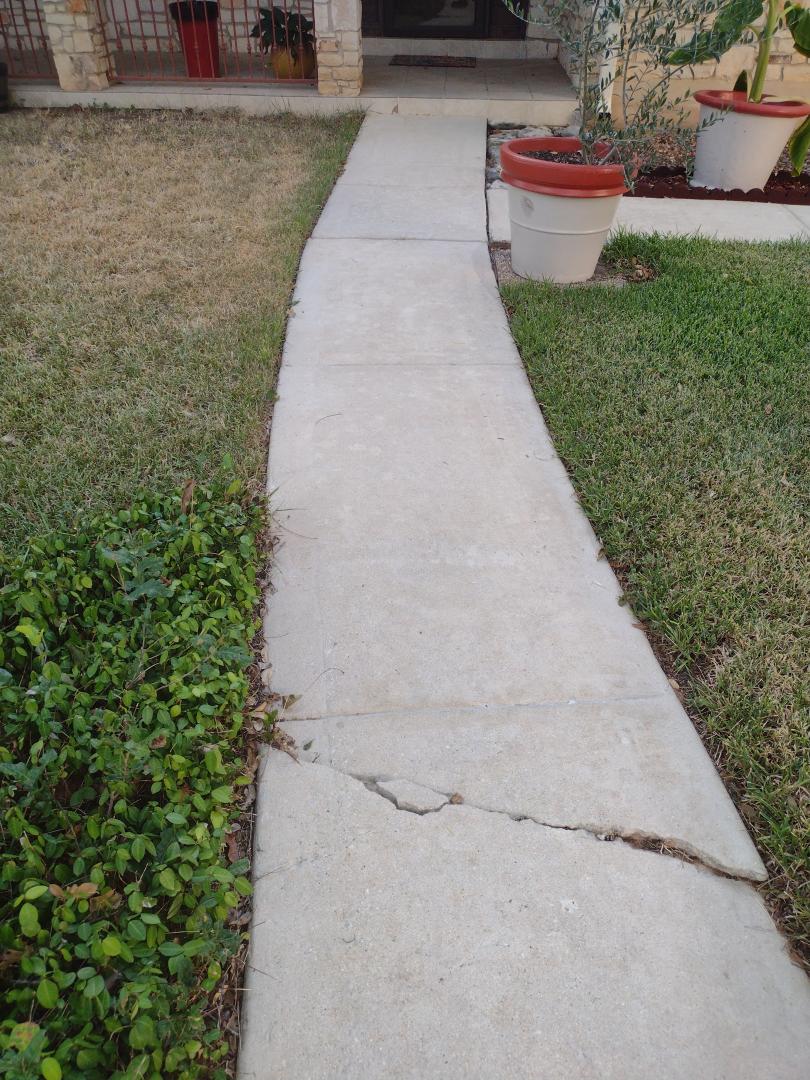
[363,0,527,41]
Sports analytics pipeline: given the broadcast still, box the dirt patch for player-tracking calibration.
[490,244,627,288]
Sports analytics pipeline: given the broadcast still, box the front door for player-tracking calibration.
[381,0,489,37]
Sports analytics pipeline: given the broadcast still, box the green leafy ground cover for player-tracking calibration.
[1,483,263,1078]
[503,234,810,962]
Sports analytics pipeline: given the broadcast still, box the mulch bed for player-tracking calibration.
[628,166,810,204]
[503,129,810,205]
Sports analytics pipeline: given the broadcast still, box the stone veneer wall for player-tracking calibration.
[313,0,362,95]
[40,0,113,90]
[550,2,810,120]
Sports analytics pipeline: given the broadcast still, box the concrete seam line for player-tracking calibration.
[278,691,672,724]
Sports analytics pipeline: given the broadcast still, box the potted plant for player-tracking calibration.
[250,6,316,80]
[667,0,810,190]
[499,0,742,283]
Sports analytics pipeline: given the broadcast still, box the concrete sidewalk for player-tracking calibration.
[240,115,810,1079]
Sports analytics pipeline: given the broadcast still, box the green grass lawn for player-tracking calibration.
[0,109,361,554]
[503,234,810,962]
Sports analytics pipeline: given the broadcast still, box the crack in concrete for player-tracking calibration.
[328,764,758,884]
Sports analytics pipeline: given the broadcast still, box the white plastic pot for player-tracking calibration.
[692,90,809,192]
[500,136,627,285]
[506,186,624,284]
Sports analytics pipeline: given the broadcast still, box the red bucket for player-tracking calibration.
[169,1,220,79]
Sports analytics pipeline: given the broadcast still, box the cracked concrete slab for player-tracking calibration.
[284,696,765,880]
[375,778,449,813]
[242,115,806,1077]
[240,754,810,1080]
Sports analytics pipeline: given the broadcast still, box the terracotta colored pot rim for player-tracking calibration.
[500,137,628,199]
[695,89,810,119]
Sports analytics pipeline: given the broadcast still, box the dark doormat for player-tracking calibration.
[390,54,477,67]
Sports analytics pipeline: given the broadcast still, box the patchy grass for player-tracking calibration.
[0,108,361,553]
[503,234,810,961]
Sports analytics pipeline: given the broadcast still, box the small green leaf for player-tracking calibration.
[36,979,59,1009]
[129,1015,157,1050]
[210,785,232,803]
[234,876,253,897]
[128,919,147,941]
[204,747,224,775]
[101,935,122,956]
[41,1059,62,1080]
[14,621,43,647]
[83,974,105,998]
[19,902,40,937]
[158,868,179,893]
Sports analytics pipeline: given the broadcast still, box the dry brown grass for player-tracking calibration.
[0,108,360,551]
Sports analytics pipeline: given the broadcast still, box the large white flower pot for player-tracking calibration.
[500,136,627,285]
[692,90,810,192]
[507,186,624,284]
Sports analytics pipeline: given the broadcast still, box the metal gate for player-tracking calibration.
[97,0,317,82]
[0,0,57,79]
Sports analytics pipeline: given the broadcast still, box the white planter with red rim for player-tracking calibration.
[692,90,810,192]
[500,137,627,284]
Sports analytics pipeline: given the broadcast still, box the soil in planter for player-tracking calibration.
[519,150,589,165]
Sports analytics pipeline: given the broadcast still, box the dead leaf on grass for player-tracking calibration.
[225,830,241,864]
[180,478,196,516]
[67,882,98,898]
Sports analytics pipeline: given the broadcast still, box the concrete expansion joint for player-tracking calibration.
[310,762,765,886]
[280,691,674,725]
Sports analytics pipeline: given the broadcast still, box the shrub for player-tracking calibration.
[0,481,263,1079]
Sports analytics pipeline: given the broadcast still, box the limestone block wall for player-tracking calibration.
[313,0,362,94]
[40,0,113,89]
